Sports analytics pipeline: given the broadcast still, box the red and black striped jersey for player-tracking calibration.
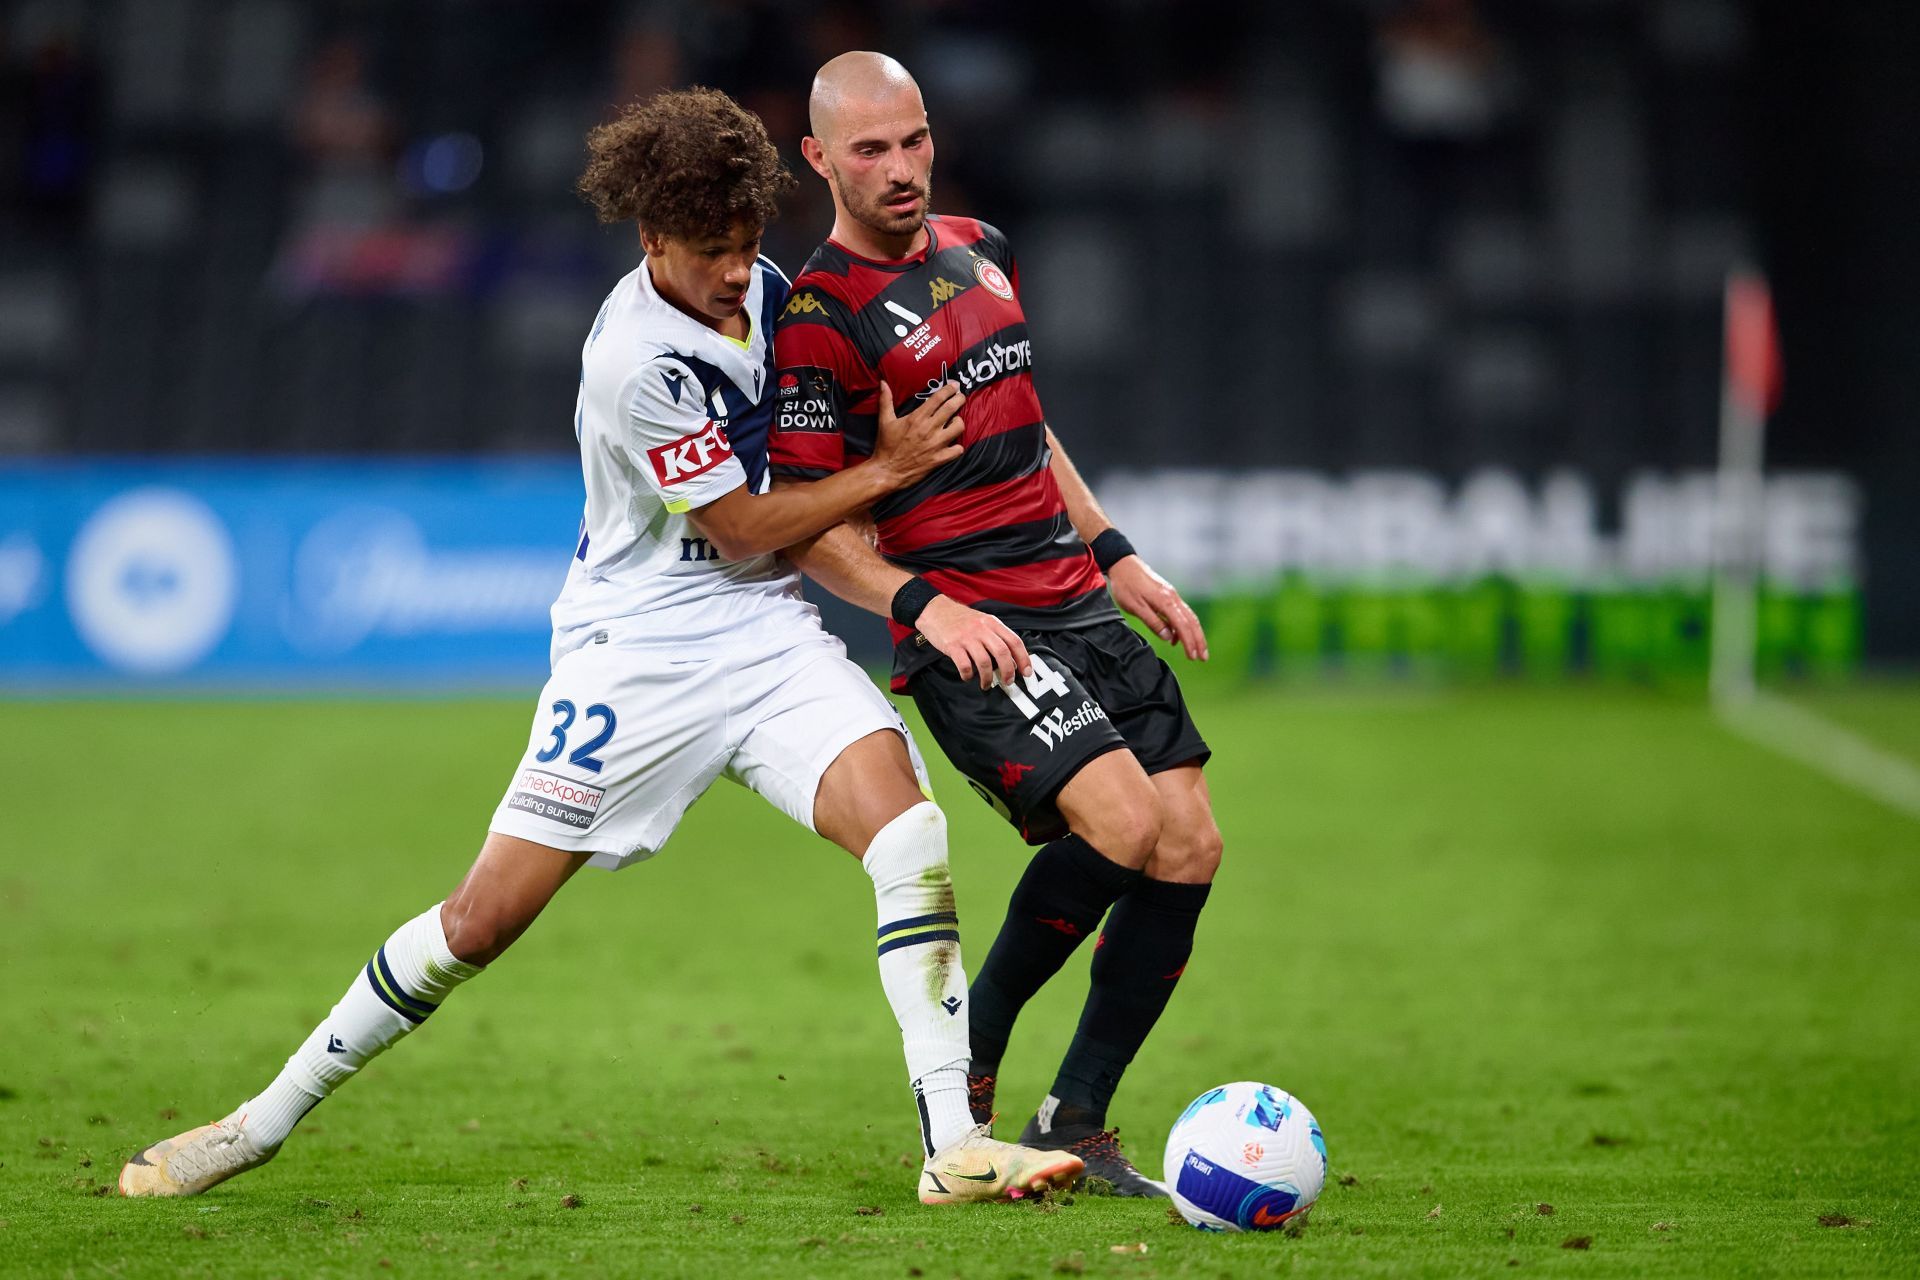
[770,215,1116,685]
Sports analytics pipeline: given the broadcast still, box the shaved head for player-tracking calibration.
[803,51,936,257]
[809,50,922,145]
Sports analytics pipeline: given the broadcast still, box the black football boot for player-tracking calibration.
[1017,1104,1167,1198]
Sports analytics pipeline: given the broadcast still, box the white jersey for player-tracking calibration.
[548,255,813,662]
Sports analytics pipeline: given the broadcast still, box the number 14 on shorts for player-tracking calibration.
[993,655,1071,718]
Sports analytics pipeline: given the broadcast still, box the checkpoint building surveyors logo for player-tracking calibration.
[506,768,604,830]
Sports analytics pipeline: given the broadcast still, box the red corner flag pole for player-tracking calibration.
[1711,269,1784,708]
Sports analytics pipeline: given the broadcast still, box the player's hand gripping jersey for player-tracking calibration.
[550,254,813,661]
[769,217,1119,686]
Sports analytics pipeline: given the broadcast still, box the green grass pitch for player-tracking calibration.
[2,683,1916,1277]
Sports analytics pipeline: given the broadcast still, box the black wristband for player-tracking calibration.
[1090,528,1137,572]
[891,575,941,628]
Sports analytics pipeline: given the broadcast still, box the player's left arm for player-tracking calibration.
[1045,425,1208,661]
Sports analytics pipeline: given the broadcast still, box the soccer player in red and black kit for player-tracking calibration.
[770,52,1222,1197]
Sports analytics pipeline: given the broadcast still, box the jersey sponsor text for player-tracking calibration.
[648,420,734,486]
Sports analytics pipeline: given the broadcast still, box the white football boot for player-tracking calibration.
[119,1115,276,1197]
[918,1124,1085,1205]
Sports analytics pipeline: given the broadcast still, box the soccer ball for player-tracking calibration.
[1162,1082,1327,1232]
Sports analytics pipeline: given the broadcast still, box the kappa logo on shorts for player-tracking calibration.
[997,759,1034,792]
[507,768,605,830]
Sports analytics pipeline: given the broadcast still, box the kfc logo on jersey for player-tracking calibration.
[648,420,734,485]
[776,365,838,434]
[972,257,1014,301]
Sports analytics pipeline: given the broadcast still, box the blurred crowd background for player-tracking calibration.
[2,0,1916,679]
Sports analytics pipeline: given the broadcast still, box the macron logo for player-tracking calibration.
[648,420,733,486]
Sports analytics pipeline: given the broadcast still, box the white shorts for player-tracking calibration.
[488,625,929,870]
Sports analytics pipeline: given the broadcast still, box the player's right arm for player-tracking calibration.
[781,516,1031,686]
[621,355,964,563]
[769,284,1028,686]
[689,382,964,561]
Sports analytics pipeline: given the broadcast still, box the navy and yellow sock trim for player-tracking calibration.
[364,945,439,1025]
[878,911,960,957]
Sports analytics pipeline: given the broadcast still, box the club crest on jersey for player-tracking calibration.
[972,258,1014,301]
[648,420,733,485]
[783,291,827,319]
[776,366,838,434]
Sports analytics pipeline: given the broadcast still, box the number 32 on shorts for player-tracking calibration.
[535,699,617,774]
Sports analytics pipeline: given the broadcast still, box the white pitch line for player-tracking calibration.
[1717,690,1920,822]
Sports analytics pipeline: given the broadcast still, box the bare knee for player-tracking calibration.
[1146,817,1223,884]
[439,896,516,966]
[815,729,928,855]
[1078,792,1163,868]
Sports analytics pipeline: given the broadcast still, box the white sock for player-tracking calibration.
[231,903,483,1148]
[864,801,975,1154]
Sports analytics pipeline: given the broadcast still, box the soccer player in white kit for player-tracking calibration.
[120,88,1079,1207]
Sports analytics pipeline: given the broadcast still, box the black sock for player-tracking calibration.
[1050,877,1212,1124]
[967,835,1143,1072]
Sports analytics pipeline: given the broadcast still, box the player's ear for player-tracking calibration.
[800,135,832,181]
[638,224,665,259]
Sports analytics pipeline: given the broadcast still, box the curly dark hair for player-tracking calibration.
[577,87,795,239]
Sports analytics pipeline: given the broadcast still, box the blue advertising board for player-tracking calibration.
[0,460,585,690]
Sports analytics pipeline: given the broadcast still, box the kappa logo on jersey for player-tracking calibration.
[647,420,734,485]
[1029,698,1108,751]
[506,768,605,830]
[928,276,965,306]
[972,257,1014,300]
[775,365,838,434]
[783,291,827,319]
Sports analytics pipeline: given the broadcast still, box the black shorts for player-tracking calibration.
[907,619,1210,845]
